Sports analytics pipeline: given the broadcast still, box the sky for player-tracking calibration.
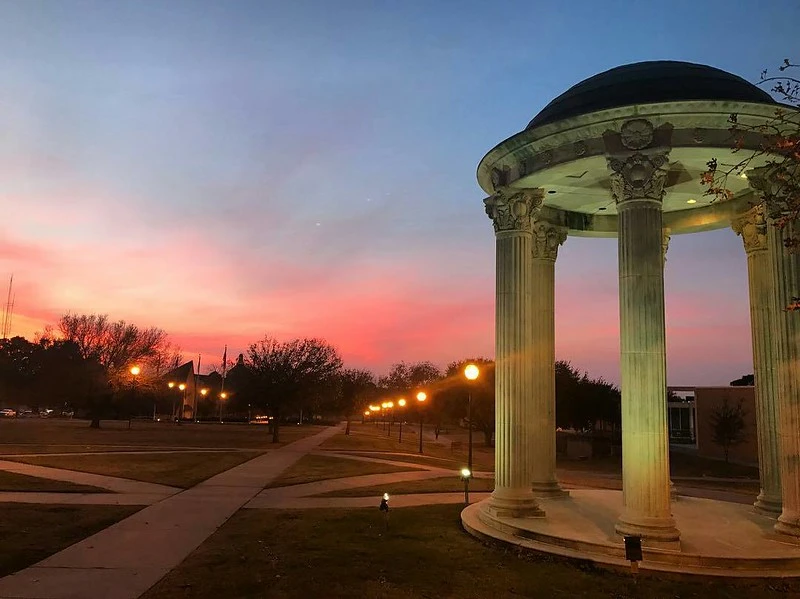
[1,0,797,384]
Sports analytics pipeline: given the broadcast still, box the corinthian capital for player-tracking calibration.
[607,150,670,203]
[484,188,543,234]
[531,219,567,261]
[731,204,768,254]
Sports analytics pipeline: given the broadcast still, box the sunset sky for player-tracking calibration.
[2,1,797,384]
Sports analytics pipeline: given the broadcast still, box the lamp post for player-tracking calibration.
[386,401,394,436]
[461,467,472,505]
[129,365,141,430]
[416,391,427,454]
[397,398,406,443]
[381,402,388,432]
[199,388,208,422]
[166,382,176,423]
[464,364,480,474]
[178,383,186,424]
[219,392,228,423]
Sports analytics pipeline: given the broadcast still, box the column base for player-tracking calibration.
[615,512,681,550]
[776,511,800,538]
[531,480,569,499]
[754,491,782,516]
[486,489,545,519]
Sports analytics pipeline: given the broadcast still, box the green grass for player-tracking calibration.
[316,476,496,497]
[141,504,800,599]
[6,451,263,488]
[0,470,107,493]
[0,419,327,451]
[265,454,422,489]
[0,503,140,577]
[321,424,496,470]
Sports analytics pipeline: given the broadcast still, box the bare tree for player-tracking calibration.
[710,398,748,464]
[55,313,171,427]
[338,368,376,435]
[246,336,342,443]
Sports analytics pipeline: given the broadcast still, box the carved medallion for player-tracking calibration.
[620,119,654,150]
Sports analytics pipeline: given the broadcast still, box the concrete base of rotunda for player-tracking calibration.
[463,490,800,577]
[485,488,545,519]
[755,492,783,516]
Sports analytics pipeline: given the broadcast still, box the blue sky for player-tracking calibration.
[1,0,797,383]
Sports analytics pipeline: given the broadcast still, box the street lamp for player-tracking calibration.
[397,398,406,443]
[464,363,480,474]
[178,383,186,424]
[381,402,389,431]
[461,467,472,505]
[129,365,140,430]
[219,391,228,423]
[416,391,427,454]
[386,401,394,437]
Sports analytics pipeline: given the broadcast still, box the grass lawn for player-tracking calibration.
[0,470,107,493]
[557,452,759,479]
[0,419,327,452]
[141,504,800,599]
[321,424,496,471]
[0,503,140,577]
[317,476,496,497]
[6,451,263,488]
[265,454,422,489]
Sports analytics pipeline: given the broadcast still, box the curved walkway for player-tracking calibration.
[0,425,343,599]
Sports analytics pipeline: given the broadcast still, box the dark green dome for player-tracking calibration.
[527,61,775,130]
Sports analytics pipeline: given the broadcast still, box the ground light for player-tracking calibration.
[461,468,472,505]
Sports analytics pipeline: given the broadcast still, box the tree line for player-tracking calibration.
[0,312,621,440]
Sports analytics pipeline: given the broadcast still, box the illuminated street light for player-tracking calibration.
[461,467,472,505]
[219,392,228,423]
[416,391,427,454]
[397,398,407,443]
[200,388,208,397]
[464,364,480,474]
[168,381,175,389]
[130,365,141,376]
[128,366,141,429]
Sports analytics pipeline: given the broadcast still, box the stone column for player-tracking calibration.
[662,228,677,501]
[765,207,800,536]
[606,120,679,546]
[530,218,568,497]
[484,189,545,518]
[732,204,782,514]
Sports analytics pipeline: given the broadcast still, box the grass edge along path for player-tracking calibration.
[265,453,425,489]
[0,503,142,578]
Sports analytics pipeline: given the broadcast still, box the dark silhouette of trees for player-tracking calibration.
[337,368,376,435]
[246,337,342,443]
[555,361,620,432]
[50,314,173,427]
[711,398,748,464]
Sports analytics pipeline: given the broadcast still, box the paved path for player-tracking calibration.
[0,460,180,496]
[0,424,343,599]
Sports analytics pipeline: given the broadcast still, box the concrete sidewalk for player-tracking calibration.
[0,460,180,495]
[0,424,343,599]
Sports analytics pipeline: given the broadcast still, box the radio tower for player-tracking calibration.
[1,275,14,339]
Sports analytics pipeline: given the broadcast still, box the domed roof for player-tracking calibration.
[526,61,775,130]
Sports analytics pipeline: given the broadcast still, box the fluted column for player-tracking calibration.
[662,227,678,502]
[484,189,544,518]
[530,218,568,497]
[606,119,679,546]
[732,204,782,514]
[767,214,800,536]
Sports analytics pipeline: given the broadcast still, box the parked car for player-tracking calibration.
[0,409,16,418]
[61,410,74,418]
[39,409,53,418]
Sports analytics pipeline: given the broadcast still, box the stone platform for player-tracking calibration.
[461,489,800,577]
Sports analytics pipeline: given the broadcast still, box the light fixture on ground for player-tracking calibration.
[463,364,480,474]
[416,391,427,454]
[461,467,472,505]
